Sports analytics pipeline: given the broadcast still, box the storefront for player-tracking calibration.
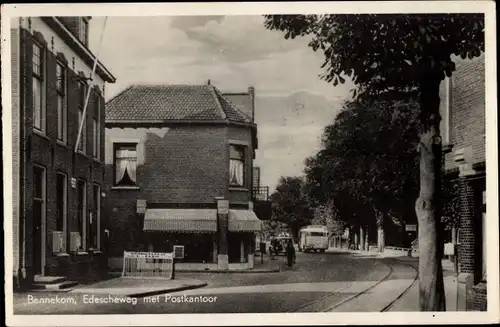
[141,207,262,270]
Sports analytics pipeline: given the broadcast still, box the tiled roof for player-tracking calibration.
[105,84,252,123]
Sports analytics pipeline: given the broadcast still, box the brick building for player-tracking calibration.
[104,82,264,271]
[10,17,116,289]
[440,53,487,310]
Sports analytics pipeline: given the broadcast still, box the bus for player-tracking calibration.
[298,225,329,253]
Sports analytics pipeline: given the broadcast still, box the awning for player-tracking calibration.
[144,209,217,233]
[229,210,262,232]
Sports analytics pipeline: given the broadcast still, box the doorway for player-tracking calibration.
[33,165,46,275]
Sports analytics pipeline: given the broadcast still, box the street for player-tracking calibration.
[13,251,412,314]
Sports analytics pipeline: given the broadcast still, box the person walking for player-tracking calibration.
[286,239,296,267]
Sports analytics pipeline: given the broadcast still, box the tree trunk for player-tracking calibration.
[415,75,446,311]
[359,225,365,252]
[375,209,385,252]
[377,225,385,253]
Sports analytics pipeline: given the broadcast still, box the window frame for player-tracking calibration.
[32,41,46,133]
[77,81,88,152]
[113,143,139,187]
[92,91,100,159]
[56,62,67,143]
[229,144,246,187]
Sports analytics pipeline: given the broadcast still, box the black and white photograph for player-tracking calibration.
[2,2,498,326]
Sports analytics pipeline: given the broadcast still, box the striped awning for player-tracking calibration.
[229,210,262,232]
[143,209,217,233]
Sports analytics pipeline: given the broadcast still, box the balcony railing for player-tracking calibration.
[252,186,270,202]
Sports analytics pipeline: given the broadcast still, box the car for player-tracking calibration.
[269,236,294,256]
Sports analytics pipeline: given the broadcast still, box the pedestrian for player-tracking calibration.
[286,239,296,267]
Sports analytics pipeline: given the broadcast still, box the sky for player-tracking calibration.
[89,15,354,191]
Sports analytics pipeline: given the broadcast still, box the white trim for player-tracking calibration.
[111,138,141,144]
[442,76,452,145]
[94,183,101,250]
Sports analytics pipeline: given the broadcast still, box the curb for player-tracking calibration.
[175,268,280,274]
[127,282,208,298]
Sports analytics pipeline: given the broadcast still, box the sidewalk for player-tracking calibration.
[69,276,207,298]
[327,247,459,311]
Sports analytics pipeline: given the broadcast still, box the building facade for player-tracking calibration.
[11,16,116,289]
[104,83,263,271]
[441,53,486,310]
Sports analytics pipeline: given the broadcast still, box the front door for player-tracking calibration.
[33,166,45,275]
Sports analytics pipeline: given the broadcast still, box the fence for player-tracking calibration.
[122,251,174,279]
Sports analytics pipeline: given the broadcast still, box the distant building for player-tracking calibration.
[441,53,486,311]
[252,167,261,189]
[10,17,116,289]
[104,82,263,271]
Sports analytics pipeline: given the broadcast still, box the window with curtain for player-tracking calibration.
[56,62,67,142]
[32,42,45,132]
[114,144,138,186]
[229,145,245,187]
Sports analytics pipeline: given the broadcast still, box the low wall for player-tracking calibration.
[108,257,254,272]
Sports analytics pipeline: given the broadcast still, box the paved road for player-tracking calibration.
[13,251,393,314]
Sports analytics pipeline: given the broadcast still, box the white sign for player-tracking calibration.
[123,251,173,260]
[173,245,185,259]
[444,243,455,255]
[405,224,417,232]
[71,177,77,189]
[217,199,229,214]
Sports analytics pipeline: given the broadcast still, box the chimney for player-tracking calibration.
[248,86,255,121]
[57,16,91,47]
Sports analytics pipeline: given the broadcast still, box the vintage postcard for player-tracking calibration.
[2,1,499,326]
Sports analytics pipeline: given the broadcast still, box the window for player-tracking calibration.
[229,145,245,187]
[91,184,100,250]
[92,94,100,159]
[77,82,87,152]
[114,144,138,186]
[76,180,86,250]
[32,42,45,132]
[56,63,67,142]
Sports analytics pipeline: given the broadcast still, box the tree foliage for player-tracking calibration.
[270,176,314,239]
[304,96,421,229]
[264,13,484,311]
[264,14,484,101]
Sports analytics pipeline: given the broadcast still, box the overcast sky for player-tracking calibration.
[89,16,353,191]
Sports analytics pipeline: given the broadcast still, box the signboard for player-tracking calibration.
[123,251,173,260]
[217,199,229,215]
[444,243,455,255]
[405,224,417,232]
[71,177,77,189]
[173,245,185,259]
[136,199,147,214]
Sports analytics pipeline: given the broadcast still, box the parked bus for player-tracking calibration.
[298,225,329,253]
